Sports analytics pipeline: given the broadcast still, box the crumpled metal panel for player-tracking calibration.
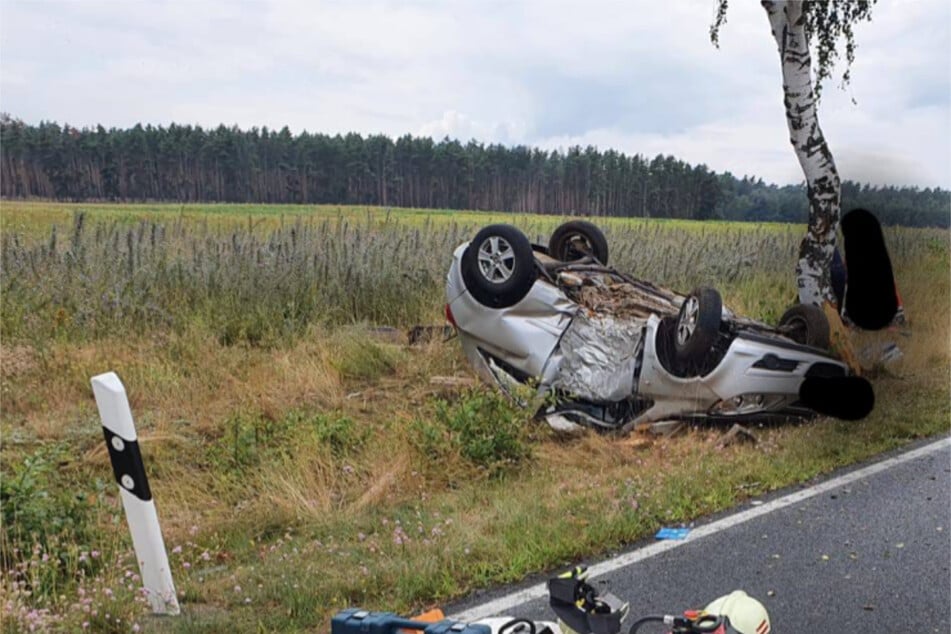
[448,243,577,379]
[554,311,643,403]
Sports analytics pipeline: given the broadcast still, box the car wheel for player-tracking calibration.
[548,220,609,264]
[461,224,537,308]
[674,287,722,364]
[778,304,831,349]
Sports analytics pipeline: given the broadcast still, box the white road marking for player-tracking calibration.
[451,436,951,621]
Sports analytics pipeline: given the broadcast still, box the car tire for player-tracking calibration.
[674,287,722,364]
[548,220,609,264]
[461,224,537,308]
[778,304,831,349]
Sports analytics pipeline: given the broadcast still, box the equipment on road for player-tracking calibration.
[333,567,769,634]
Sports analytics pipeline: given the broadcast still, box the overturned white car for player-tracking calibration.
[445,221,869,432]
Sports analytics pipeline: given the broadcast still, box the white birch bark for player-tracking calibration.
[762,0,840,305]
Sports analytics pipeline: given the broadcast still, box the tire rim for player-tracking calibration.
[786,315,808,344]
[677,296,699,345]
[565,234,593,259]
[477,236,516,283]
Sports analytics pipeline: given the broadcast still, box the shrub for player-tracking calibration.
[302,411,367,456]
[211,410,296,469]
[0,444,102,597]
[209,409,369,471]
[414,390,529,477]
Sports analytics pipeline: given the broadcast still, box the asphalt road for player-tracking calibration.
[450,437,951,633]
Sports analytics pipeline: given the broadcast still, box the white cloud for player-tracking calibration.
[418,110,527,145]
[0,0,947,187]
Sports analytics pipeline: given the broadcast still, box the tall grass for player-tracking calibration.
[5,209,943,346]
[2,212,454,345]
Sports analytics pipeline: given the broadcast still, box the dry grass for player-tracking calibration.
[1,204,948,632]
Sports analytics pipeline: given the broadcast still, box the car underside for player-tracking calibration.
[446,221,866,432]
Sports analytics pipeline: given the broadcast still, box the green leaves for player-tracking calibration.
[804,0,877,98]
[711,0,877,99]
[413,390,530,478]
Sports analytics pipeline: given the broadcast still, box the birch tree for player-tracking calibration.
[711,0,876,306]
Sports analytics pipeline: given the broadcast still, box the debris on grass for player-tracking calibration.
[645,421,686,438]
[655,527,691,540]
[718,424,758,448]
[429,376,477,388]
[408,325,455,345]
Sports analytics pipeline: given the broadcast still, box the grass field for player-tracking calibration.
[1,201,949,632]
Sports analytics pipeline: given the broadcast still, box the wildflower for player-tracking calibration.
[183,562,191,570]
[90,551,100,559]
[171,545,182,555]
[392,525,410,545]
[201,551,211,561]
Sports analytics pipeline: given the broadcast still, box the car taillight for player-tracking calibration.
[445,303,458,328]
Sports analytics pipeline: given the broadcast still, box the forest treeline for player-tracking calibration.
[2,116,948,227]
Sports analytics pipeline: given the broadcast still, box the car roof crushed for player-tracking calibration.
[556,268,683,320]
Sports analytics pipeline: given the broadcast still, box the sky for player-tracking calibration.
[1,0,949,188]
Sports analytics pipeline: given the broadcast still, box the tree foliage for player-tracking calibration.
[711,0,876,97]
[1,115,946,227]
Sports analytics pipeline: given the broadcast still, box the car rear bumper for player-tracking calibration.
[634,316,849,425]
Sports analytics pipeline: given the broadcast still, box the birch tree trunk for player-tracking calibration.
[762,0,840,306]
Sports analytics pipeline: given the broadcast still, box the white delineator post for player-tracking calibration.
[91,372,180,616]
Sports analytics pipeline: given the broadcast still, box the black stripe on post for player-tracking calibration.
[102,427,153,502]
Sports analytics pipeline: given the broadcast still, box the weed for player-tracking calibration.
[3,204,945,345]
[1,444,100,578]
[415,391,530,476]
